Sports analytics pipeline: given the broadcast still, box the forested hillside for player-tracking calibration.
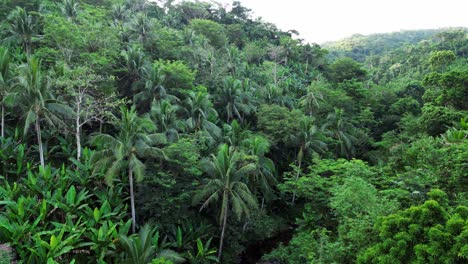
[323,28,467,62]
[0,1,467,263]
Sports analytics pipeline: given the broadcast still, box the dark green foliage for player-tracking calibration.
[256,104,304,145]
[327,57,367,83]
[190,19,227,49]
[0,1,466,263]
[358,190,468,264]
[420,104,464,136]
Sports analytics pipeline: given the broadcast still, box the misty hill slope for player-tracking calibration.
[323,28,467,62]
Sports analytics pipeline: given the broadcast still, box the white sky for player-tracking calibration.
[212,0,468,44]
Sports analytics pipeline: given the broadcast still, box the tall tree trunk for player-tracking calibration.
[218,207,228,261]
[35,117,45,168]
[291,153,302,205]
[273,62,277,87]
[75,102,81,160]
[1,104,4,138]
[129,167,137,233]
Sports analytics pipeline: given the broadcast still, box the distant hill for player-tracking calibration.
[322,28,468,62]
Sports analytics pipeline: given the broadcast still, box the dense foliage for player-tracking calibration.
[0,0,466,263]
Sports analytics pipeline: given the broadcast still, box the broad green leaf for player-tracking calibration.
[93,207,101,222]
[50,235,58,250]
[17,197,24,218]
[40,199,47,220]
[47,258,59,264]
[66,185,76,205]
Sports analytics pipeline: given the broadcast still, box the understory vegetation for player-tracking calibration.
[0,0,467,263]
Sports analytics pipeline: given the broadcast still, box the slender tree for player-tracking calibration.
[0,47,14,138]
[91,106,165,233]
[19,57,69,168]
[290,117,327,204]
[194,144,258,260]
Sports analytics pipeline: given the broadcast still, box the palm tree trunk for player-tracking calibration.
[129,167,137,233]
[1,104,4,138]
[35,117,45,168]
[273,62,277,86]
[291,158,302,205]
[218,208,228,261]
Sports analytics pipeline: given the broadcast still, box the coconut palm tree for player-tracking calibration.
[7,7,38,54]
[0,47,15,138]
[18,57,70,168]
[91,106,165,233]
[223,120,248,147]
[150,99,185,143]
[299,82,324,116]
[194,144,258,260]
[120,46,148,97]
[134,64,172,112]
[216,77,255,123]
[112,4,128,24]
[128,13,154,46]
[322,108,355,159]
[242,136,277,208]
[184,91,220,136]
[60,0,79,21]
[290,117,327,204]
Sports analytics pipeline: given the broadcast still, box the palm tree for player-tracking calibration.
[184,91,220,136]
[216,77,255,123]
[194,144,258,260]
[7,7,38,54]
[120,46,148,97]
[224,120,248,147]
[18,57,69,168]
[128,13,154,46]
[299,82,324,116]
[60,0,79,21]
[290,118,327,204]
[242,136,277,209]
[91,106,165,233]
[322,108,355,159]
[112,4,128,24]
[0,47,14,138]
[134,64,170,112]
[257,84,294,108]
[150,99,185,143]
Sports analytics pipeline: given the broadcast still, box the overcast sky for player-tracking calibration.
[212,0,468,44]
